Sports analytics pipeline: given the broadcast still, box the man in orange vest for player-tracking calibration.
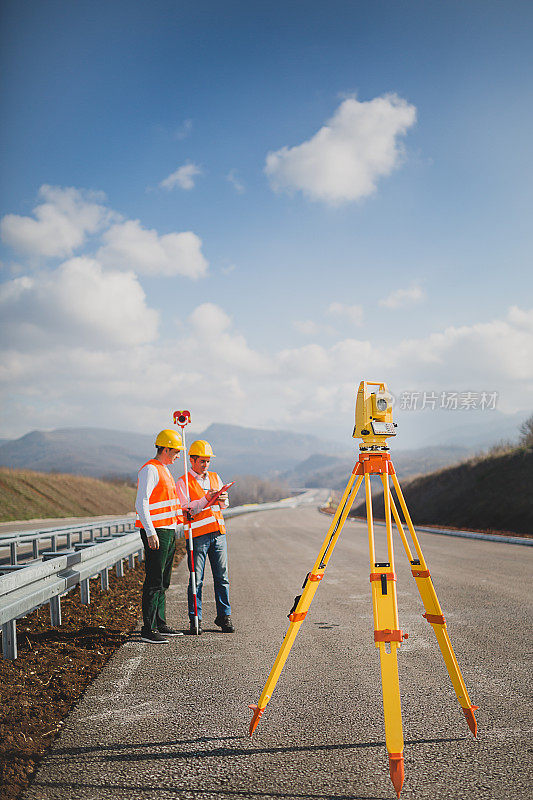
[135,430,215,644]
[176,439,234,635]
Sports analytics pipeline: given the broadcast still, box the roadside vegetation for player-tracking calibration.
[0,468,136,522]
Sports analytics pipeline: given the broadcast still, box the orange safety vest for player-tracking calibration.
[135,459,182,529]
[178,471,227,538]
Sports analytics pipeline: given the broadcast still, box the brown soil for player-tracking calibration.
[0,539,186,800]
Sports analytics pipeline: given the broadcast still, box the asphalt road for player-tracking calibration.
[23,503,532,800]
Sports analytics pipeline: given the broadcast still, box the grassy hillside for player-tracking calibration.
[351,446,532,536]
[0,468,136,522]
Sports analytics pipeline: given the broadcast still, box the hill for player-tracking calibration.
[283,444,474,486]
[0,424,348,482]
[0,468,136,522]
[350,446,533,536]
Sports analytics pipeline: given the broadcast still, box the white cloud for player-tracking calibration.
[186,303,270,374]
[98,219,208,278]
[293,320,321,336]
[174,118,193,140]
[226,170,245,194]
[0,257,158,349]
[328,302,364,325]
[0,185,113,259]
[265,94,416,205]
[379,282,425,308]
[1,301,532,439]
[293,319,337,337]
[159,162,202,190]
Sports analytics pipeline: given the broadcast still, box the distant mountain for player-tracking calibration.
[282,444,475,488]
[0,428,154,479]
[0,424,349,482]
[393,407,527,450]
[0,412,527,486]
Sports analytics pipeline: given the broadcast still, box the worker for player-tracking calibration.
[135,430,215,643]
[176,440,234,635]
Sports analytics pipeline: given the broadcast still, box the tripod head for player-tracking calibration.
[353,380,397,450]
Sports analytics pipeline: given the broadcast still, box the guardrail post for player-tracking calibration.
[100,567,109,590]
[66,532,72,548]
[2,621,17,660]
[10,541,17,565]
[128,553,135,569]
[50,534,57,551]
[115,559,124,578]
[80,578,90,604]
[32,539,39,559]
[50,596,62,627]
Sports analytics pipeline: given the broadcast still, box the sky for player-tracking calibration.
[0,0,532,448]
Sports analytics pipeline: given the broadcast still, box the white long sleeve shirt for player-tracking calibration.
[135,463,208,538]
[176,470,229,510]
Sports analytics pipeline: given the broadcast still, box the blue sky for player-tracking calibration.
[1,1,532,446]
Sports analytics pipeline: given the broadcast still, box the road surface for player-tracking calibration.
[22,503,532,799]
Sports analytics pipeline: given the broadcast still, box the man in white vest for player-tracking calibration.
[176,439,234,635]
[135,430,214,643]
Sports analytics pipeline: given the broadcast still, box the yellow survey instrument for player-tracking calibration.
[248,380,478,798]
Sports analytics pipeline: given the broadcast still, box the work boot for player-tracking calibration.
[214,615,235,633]
[189,619,202,635]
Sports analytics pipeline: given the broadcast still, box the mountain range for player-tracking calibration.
[0,421,495,485]
[0,424,348,482]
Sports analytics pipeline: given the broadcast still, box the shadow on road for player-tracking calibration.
[32,781,388,800]
[50,733,466,763]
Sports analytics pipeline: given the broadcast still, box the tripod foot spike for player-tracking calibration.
[388,753,405,798]
[462,705,479,737]
[248,704,265,736]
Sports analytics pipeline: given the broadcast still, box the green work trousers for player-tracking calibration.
[140,527,176,632]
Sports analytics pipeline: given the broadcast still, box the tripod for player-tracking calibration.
[248,447,478,798]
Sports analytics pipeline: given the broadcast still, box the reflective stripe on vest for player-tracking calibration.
[135,459,182,529]
[178,471,226,538]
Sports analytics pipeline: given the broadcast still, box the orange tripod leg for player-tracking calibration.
[248,467,364,735]
[368,472,406,798]
[389,472,479,735]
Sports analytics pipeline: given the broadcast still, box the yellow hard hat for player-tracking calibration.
[155,429,184,450]
[189,440,215,458]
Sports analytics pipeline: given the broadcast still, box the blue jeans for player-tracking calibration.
[188,532,231,620]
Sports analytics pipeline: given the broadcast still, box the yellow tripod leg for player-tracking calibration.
[390,472,479,736]
[369,473,406,798]
[248,468,364,735]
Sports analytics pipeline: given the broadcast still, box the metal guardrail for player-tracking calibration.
[0,516,136,565]
[0,493,313,660]
[1,530,144,659]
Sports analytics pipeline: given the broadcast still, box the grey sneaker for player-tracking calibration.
[141,629,169,644]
